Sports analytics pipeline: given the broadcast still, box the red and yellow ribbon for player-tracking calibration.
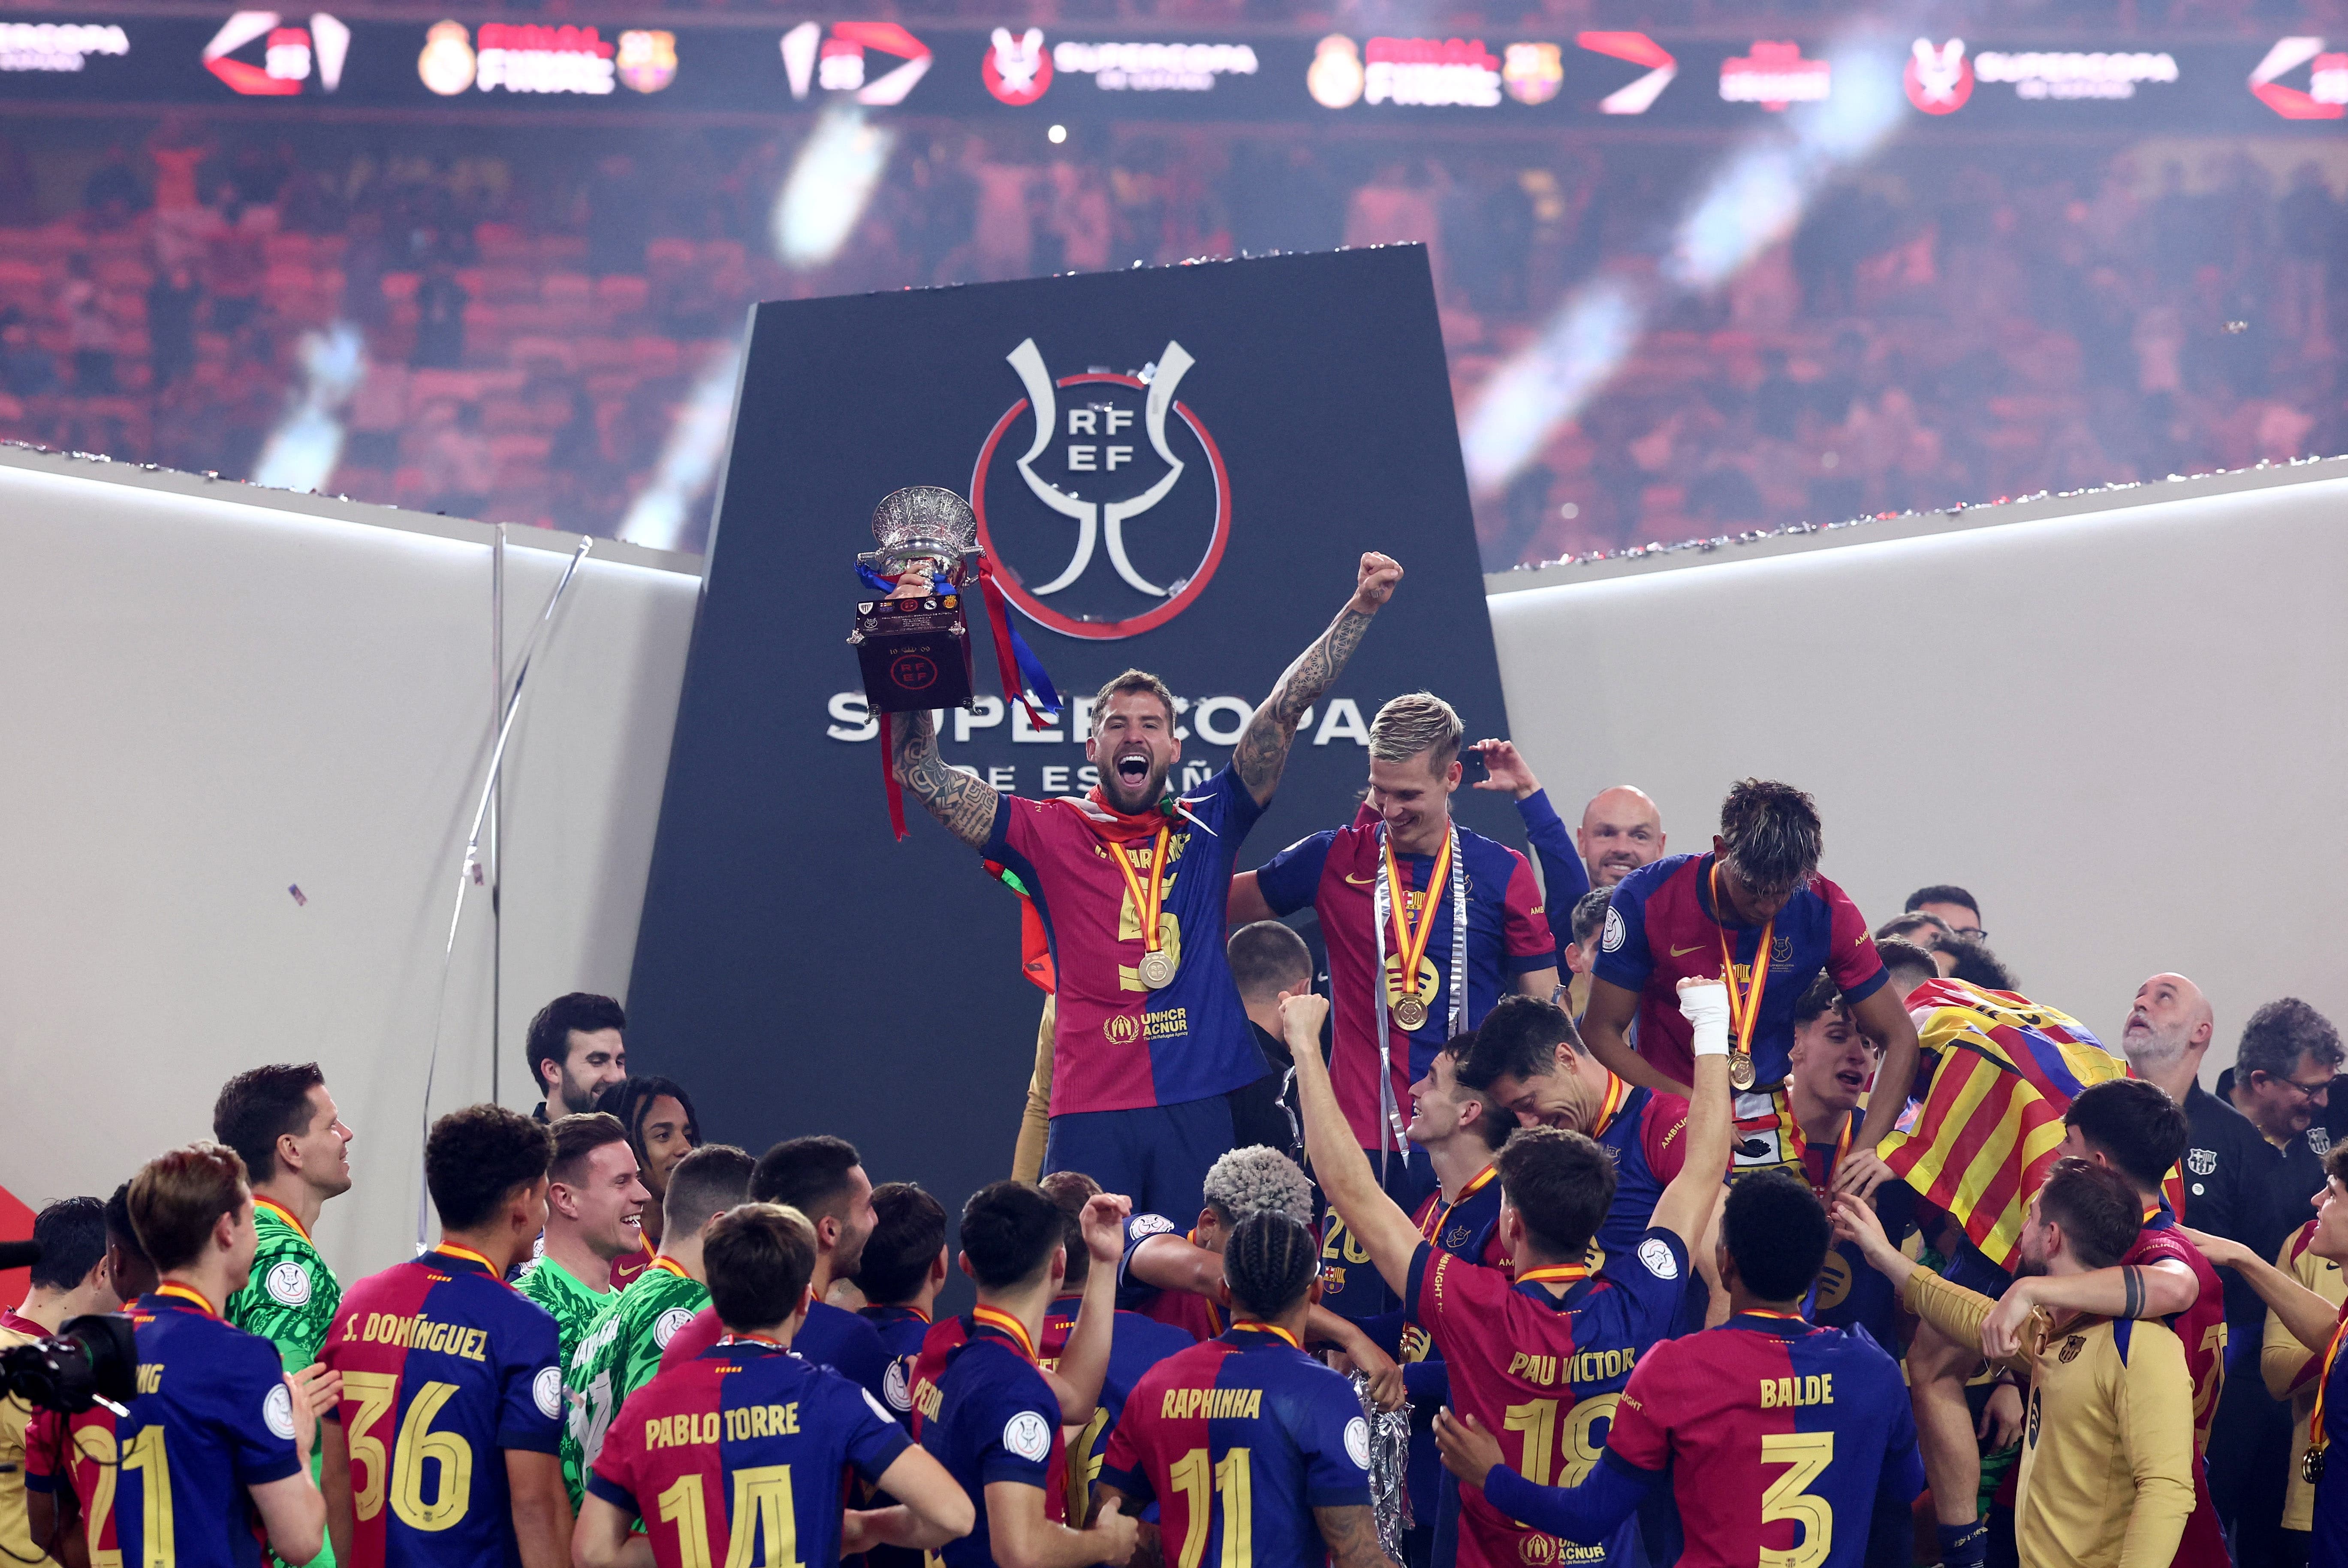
[154,1282,217,1316]
[1420,1162,1499,1244]
[1105,825,1172,968]
[1516,1263,1592,1290]
[1711,861,1776,1073]
[973,1304,1039,1363]
[2309,1307,2348,1461]
[1383,831,1454,1008]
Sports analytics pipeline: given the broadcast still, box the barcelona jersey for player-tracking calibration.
[1596,853,1885,1087]
[2123,1210,2230,1567]
[916,1313,1067,1568]
[1253,805,1554,1153]
[660,1300,894,1411]
[1585,1077,1689,1267]
[1114,1213,1224,1341]
[1042,1291,1197,1503]
[861,1304,934,1429]
[24,1286,304,1568]
[1602,1313,1923,1568]
[587,1338,909,1568]
[1099,1324,1371,1566]
[985,768,1267,1115]
[1410,1232,1688,1567]
[319,1244,563,1568]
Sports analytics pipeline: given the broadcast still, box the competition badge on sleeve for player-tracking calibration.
[850,485,1061,837]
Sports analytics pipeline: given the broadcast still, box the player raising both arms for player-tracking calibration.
[1435,1170,1925,1568]
[575,1204,974,1568]
[1284,979,1731,1568]
[320,1105,571,1568]
[892,552,1402,1221]
[1093,1210,1400,1568]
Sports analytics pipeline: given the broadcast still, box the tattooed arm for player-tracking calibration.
[1233,552,1403,807]
[891,707,1002,850]
[1314,1505,1403,1568]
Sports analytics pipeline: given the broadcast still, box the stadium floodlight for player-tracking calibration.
[619,341,745,551]
[1459,28,1911,500]
[771,104,895,269]
[252,321,364,493]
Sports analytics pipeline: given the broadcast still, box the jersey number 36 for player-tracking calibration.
[344,1371,475,1530]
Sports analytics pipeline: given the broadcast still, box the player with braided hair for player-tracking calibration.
[1115,1147,1405,1406]
[1097,1212,1401,1568]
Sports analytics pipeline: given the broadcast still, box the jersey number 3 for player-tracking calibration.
[344,1371,476,1531]
[1758,1430,1833,1568]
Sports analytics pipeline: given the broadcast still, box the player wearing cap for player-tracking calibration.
[319,1105,570,1568]
[1093,1210,1400,1568]
[1436,1170,1925,1568]
[65,1144,334,1568]
[1284,978,1731,1568]
[1227,693,1557,1222]
[1580,779,1917,1153]
[574,1203,973,1568]
[892,553,1402,1222]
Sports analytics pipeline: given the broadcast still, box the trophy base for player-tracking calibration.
[851,597,977,713]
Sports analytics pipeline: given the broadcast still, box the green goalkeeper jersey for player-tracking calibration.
[225,1196,341,1568]
[562,1257,708,1504]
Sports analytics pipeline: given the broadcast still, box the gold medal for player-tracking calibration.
[1382,833,1453,1038]
[2306,1446,2326,1485]
[1104,824,1175,992]
[1728,1053,1757,1091]
[1711,861,1776,1088]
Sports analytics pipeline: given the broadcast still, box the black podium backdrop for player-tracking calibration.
[626,246,1521,1292]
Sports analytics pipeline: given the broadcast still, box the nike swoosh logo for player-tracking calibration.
[1345,873,1376,885]
[1669,943,1706,957]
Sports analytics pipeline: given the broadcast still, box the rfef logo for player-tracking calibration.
[889,652,938,690]
[205,11,347,95]
[1905,37,1971,112]
[971,337,1230,642]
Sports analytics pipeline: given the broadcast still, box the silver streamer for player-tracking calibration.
[1351,1372,1414,1557]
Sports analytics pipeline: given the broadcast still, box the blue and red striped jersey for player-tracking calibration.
[29,1286,304,1568]
[1043,1292,1198,1487]
[1595,853,1886,1088]
[985,768,1268,1115]
[1114,1213,1225,1341]
[1603,1312,1923,1568]
[319,1244,563,1568]
[1254,806,1554,1152]
[916,1312,1067,1568]
[1586,1078,1690,1266]
[586,1338,909,1568]
[1099,1324,1371,1567]
[658,1300,894,1414]
[1410,1232,1687,1568]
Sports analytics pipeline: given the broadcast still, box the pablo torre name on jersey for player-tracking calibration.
[643,1402,808,1449]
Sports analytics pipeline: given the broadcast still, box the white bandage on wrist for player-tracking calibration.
[1678,981,1731,1057]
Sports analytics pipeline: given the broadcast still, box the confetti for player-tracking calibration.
[288,885,307,906]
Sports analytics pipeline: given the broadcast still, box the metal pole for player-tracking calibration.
[490,526,505,1104]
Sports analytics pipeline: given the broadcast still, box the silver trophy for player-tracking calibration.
[863,484,979,595]
[1351,1373,1414,1556]
[851,485,981,713]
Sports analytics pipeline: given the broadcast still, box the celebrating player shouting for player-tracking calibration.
[575,1204,973,1568]
[1435,1170,1925,1568]
[1093,1210,1400,1568]
[1228,692,1557,1216]
[1284,979,1730,1568]
[892,552,1403,1220]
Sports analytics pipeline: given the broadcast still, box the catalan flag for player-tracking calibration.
[1878,978,2133,1269]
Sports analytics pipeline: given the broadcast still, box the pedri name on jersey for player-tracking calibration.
[344,1309,491,1361]
[644,1402,804,1450]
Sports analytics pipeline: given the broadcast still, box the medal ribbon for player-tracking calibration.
[154,1282,217,1316]
[252,1194,313,1242]
[2311,1308,2348,1460]
[1234,1322,1304,1350]
[972,1305,1039,1363]
[1781,1096,1854,1195]
[1421,1162,1500,1243]
[1104,825,1172,968]
[1516,1264,1592,1290]
[1739,1308,1807,1322]
[1587,1073,1632,1142]
[1382,831,1455,1011]
[648,1255,690,1280]
[1710,861,1775,1074]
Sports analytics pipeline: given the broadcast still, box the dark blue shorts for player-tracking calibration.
[1043,1096,1234,1222]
